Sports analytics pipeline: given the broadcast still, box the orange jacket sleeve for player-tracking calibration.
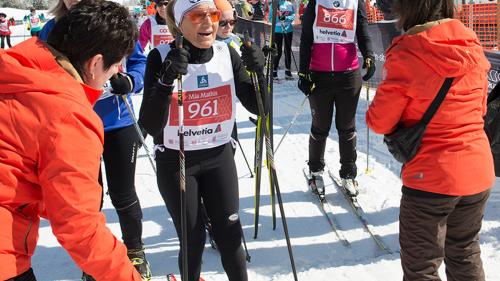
[37,104,141,281]
[366,48,412,135]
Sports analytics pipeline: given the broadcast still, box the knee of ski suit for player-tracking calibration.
[211,213,243,251]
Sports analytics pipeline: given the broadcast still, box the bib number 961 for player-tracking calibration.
[188,100,218,119]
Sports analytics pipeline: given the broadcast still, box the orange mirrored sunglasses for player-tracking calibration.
[185,9,221,24]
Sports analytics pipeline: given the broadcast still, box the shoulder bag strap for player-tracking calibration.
[421,77,455,125]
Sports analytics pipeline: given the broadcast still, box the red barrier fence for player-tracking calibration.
[364,0,499,50]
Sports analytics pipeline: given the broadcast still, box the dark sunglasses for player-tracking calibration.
[157,1,169,7]
[219,19,237,27]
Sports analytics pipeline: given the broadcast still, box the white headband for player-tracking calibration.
[174,0,215,27]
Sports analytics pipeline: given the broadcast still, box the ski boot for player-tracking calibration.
[341,178,359,197]
[272,70,278,79]
[128,247,152,281]
[81,272,95,281]
[308,170,325,201]
[285,70,294,80]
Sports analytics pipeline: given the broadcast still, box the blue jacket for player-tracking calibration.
[269,0,295,33]
[39,18,146,132]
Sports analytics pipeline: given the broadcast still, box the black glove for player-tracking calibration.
[262,44,277,58]
[279,15,286,21]
[110,73,134,95]
[298,72,313,96]
[159,45,190,85]
[362,56,376,81]
[241,44,265,73]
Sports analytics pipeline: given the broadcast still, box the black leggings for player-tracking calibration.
[101,125,143,250]
[156,143,247,281]
[308,70,362,178]
[0,34,12,48]
[8,268,36,281]
[273,32,293,71]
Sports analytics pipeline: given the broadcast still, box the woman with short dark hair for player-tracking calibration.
[0,0,141,280]
[367,1,493,280]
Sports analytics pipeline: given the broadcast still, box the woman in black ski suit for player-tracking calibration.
[138,0,267,280]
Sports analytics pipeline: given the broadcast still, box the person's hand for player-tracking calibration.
[262,44,277,58]
[298,72,313,96]
[241,43,265,73]
[109,73,134,95]
[362,56,376,81]
[159,44,190,85]
[279,14,286,21]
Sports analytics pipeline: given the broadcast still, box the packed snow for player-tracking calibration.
[1,7,499,281]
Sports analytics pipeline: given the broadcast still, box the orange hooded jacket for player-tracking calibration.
[0,38,141,280]
[366,19,494,196]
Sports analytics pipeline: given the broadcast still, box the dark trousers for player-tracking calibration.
[0,34,12,48]
[399,188,490,281]
[155,143,247,281]
[274,32,293,71]
[307,70,362,178]
[101,125,143,250]
[7,268,36,281]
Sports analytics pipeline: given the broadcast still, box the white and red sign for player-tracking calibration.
[159,42,237,151]
[151,17,173,47]
[313,0,358,43]
[168,84,232,127]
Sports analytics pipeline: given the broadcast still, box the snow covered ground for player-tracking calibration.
[2,8,499,281]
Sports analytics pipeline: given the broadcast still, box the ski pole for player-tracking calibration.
[279,20,299,73]
[274,95,307,154]
[240,226,251,262]
[244,31,299,281]
[236,139,254,177]
[365,85,372,174]
[175,34,189,281]
[120,95,157,175]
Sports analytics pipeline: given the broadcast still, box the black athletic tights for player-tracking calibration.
[156,143,247,281]
[1,34,12,48]
[308,70,362,178]
[100,125,143,250]
[273,32,293,71]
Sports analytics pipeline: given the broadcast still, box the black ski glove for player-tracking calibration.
[362,56,376,81]
[262,44,278,59]
[241,43,265,73]
[110,73,134,95]
[159,44,190,85]
[298,72,313,97]
[279,15,286,21]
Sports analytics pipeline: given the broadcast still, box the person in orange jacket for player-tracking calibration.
[0,1,142,280]
[366,0,493,280]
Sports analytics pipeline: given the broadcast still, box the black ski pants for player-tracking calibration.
[274,32,293,71]
[101,125,144,250]
[7,268,36,281]
[155,143,247,281]
[307,70,362,178]
[1,34,12,48]
[400,188,490,281]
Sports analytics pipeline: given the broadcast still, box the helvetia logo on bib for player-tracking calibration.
[184,124,221,136]
[197,75,209,88]
[333,1,340,8]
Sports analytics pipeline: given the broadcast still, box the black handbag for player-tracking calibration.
[383,77,454,164]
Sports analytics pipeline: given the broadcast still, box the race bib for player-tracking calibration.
[316,5,355,30]
[168,84,232,126]
[313,0,358,44]
[153,34,174,47]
